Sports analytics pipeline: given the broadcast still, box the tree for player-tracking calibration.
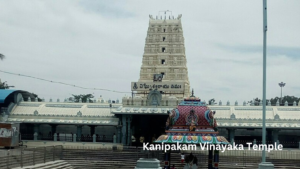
[270,97,280,105]
[0,53,5,60]
[68,97,74,102]
[208,98,216,105]
[0,80,14,89]
[248,96,299,106]
[248,97,262,106]
[71,94,94,103]
[274,95,300,105]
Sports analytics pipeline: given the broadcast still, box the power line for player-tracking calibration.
[0,70,131,94]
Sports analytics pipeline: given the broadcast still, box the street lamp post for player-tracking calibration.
[259,0,274,168]
[278,82,286,105]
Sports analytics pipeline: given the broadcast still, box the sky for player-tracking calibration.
[0,0,299,104]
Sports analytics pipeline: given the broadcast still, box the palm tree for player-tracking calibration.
[0,53,5,60]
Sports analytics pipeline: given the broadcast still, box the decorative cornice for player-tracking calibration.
[112,107,173,114]
[9,113,115,118]
[179,101,206,106]
[6,118,118,125]
[217,122,300,128]
[45,104,83,108]
[87,105,119,108]
[216,118,300,122]
[277,108,300,111]
[235,107,273,111]
[18,103,41,107]
[209,107,231,110]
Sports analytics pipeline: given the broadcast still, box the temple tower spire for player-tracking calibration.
[138,12,190,98]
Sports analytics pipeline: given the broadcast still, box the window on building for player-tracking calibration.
[163,37,165,41]
[162,47,165,52]
[161,72,165,78]
[164,29,166,32]
[161,59,165,64]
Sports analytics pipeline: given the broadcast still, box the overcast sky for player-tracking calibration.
[0,0,299,104]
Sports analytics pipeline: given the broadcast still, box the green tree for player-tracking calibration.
[270,97,280,105]
[209,98,216,105]
[273,95,300,105]
[0,80,14,89]
[248,97,262,106]
[72,94,94,103]
[249,96,299,106]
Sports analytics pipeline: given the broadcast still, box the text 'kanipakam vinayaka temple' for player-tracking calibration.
[1,11,300,169]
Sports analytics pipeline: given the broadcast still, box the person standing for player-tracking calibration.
[113,133,117,143]
[131,135,136,147]
[151,135,156,143]
[181,153,185,163]
[139,135,145,147]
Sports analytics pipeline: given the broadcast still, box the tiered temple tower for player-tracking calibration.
[138,13,190,98]
[124,12,191,106]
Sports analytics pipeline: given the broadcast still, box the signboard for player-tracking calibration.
[131,82,185,91]
[0,123,20,147]
[0,128,12,138]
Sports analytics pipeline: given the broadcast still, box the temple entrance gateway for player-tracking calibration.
[132,114,167,143]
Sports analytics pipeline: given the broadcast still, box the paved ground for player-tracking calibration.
[0,147,33,157]
[0,148,21,157]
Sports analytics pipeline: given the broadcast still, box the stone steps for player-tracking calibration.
[4,148,300,169]
[12,160,73,169]
[63,150,300,169]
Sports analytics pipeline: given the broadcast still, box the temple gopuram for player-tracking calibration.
[155,91,229,169]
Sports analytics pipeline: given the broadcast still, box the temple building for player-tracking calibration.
[1,12,300,147]
[0,90,121,142]
[113,13,192,145]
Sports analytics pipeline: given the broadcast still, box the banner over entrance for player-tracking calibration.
[131,82,185,91]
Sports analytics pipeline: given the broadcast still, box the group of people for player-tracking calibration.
[131,135,157,147]
[167,153,184,169]
[163,153,185,169]
[131,135,144,147]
